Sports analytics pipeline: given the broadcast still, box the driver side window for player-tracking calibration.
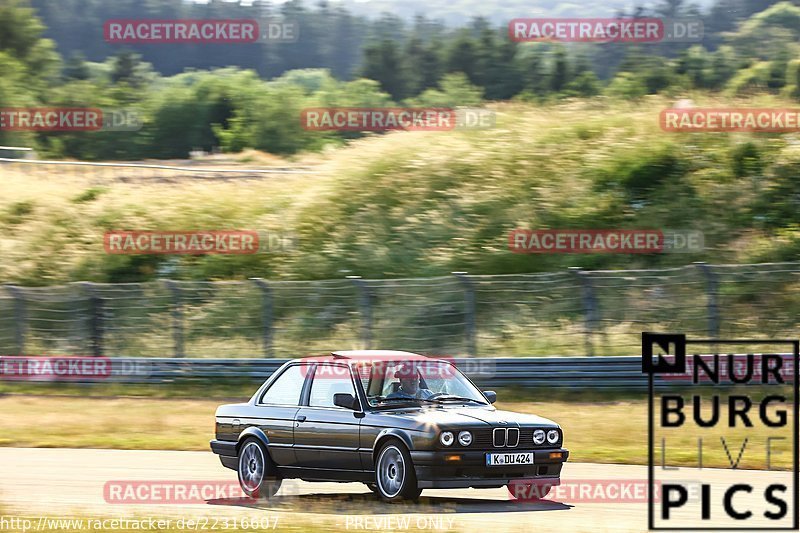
[309,364,356,408]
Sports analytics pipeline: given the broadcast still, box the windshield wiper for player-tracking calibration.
[428,395,485,404]
[371,396,447,408]
[372,397,424,405]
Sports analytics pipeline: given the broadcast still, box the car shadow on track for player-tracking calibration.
[207,491,572,514]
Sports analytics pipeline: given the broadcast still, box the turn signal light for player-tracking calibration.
[443,454,462,462]
[549,452,563,460]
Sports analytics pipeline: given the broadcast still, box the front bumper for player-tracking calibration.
[410,448,569,489]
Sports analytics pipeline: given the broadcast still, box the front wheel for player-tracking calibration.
[238,438,282,500]
[374,440,422,503]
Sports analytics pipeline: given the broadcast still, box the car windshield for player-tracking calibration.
[357,360,488,407]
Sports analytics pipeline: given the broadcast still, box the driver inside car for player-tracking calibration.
[387,365,434,399]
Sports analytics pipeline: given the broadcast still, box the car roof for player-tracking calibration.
[296,350,442,365]
[332,350,426,359]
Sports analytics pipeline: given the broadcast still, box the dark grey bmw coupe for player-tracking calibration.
[210,350,568,502]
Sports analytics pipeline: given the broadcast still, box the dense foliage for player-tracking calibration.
[3,97,800,284]
[1,0,800,159]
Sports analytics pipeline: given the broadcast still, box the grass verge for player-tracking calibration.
[0,393,792,470]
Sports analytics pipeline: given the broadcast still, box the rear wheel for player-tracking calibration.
[374,440,421,502]
[238,438,282,500]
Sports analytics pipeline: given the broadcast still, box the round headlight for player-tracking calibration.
[440,431,454,446]
[533,429,546,445]
[458,431,473,446]
[547,429,560,444]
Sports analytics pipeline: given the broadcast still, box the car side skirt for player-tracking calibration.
[276,466,373,482]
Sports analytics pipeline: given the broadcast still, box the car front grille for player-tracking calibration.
[471,428,559,449]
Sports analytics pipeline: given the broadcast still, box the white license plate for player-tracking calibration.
[485,452,534,466]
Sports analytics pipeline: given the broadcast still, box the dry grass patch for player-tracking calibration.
[0,396,792,470]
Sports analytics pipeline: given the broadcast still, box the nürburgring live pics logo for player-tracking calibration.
[642,332,799,530]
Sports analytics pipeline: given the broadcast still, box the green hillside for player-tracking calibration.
[2,96,800,285]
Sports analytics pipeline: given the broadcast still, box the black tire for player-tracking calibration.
[365,483,380,494]
[374,440,422,503]
[237,438,282,500]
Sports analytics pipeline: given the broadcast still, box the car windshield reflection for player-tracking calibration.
[357,360,488,408]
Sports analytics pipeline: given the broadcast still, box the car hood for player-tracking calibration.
[380,405,559,428]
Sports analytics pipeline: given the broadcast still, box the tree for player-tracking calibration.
[482,35,523,100]
[785,59,800,100]
[64,51,89,80]
[550,46,570,94]
[565,71,602,97]
[403,36,442,96]
[110,51,152,88]
[473,24,497,89]
[360,39,408,101]
[445,32,478,84]
[702,0,745,49]
[743,0,785,17]
[767,49,790,90]
[727,2,800,61]
[518,45,548,97]
[707,45,738,90]
[656,0,687,17]
[0,0,60,88]
[677,46,711,88]
[605,71,648,99]
[410,72,483,107]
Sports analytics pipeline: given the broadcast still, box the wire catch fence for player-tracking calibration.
[1,261,799,358]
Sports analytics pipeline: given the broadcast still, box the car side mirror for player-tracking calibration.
[483,390,497,404]
[333,393,359,410]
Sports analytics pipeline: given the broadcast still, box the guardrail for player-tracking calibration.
[5,355,791,388]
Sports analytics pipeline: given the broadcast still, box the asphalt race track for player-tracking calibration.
[0,448,794,532]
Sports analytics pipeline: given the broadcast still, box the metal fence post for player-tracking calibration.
[694,262,720,338]
[78,282,104,357]
[163,280,184,358]
[453,272,477,357]
[569,267,596,356]
[347,276,371,349]
[4,285,26,355]
[251,278,273,357]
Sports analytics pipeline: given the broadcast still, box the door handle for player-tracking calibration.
[296,415,307,422]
